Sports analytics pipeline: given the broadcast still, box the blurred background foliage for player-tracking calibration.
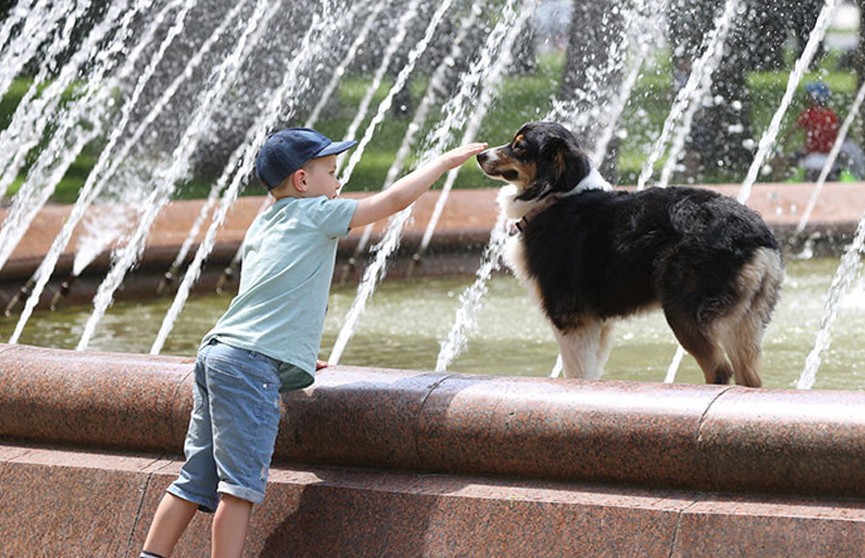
[0,0,862,203]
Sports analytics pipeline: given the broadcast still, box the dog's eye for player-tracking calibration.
[511,142,532,161]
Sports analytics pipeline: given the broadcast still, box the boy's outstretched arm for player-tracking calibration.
[349,142,488,228]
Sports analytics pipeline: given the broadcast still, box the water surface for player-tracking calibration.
[4,258,863,391]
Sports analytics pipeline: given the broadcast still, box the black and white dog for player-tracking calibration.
[477,122,783,387]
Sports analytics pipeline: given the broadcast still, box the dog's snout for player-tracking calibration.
[476,150,490,164]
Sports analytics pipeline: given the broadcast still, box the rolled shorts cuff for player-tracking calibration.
[166,483,218,514]
[218,481,265,505]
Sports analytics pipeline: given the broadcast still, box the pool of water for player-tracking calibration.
[4,257,864,391]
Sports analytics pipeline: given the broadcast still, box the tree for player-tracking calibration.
[667,0,761,181]
[558,0,624,181]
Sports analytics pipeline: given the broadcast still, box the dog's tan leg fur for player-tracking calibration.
[669,322,734,385]
[711,248,784,388]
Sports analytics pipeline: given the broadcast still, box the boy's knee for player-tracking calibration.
[220,493,253,507]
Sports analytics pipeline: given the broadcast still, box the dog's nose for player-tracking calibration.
[476,150,489,163]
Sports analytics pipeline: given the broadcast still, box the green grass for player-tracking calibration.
[3,47,861,203]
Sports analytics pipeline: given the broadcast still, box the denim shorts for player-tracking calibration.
[167,340,282,512]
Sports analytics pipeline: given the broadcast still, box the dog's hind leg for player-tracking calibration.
[717,248,784,388]
[552,318,606,380]
[719,321,763,388]
[665,313,734,385]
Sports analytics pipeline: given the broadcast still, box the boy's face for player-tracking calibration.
[301,155,341,199]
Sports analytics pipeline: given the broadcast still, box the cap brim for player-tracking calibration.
[315,140,357,158]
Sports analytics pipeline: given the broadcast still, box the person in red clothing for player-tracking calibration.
[777,81,852,181]
[797,81,839,155]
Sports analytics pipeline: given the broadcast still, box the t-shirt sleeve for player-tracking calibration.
[315,197,358,238]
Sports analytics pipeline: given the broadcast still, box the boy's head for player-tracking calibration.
[255,128,356,190]
[805,81,830,106]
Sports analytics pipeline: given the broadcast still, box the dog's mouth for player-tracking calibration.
[477,150,525,185]
[513,181,553,203]
[499,169,519,182]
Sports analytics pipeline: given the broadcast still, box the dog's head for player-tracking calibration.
[476,121,594,205]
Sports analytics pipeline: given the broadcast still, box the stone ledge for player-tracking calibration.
[2,343,864,498]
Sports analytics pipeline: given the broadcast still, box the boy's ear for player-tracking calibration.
[292,169,308,192]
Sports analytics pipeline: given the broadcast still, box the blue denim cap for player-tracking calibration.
[255,128,357,189]
[805,81,830,104]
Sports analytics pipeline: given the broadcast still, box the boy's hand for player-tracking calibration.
[438,142,488,170]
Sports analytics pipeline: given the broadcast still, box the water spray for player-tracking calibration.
[636,0,741,190]
[798,212,865,389]
[0,0,143,201]
[736,0,837,205]
[334,0,420,172]
[76,0,273,351]
[407,4,523,278]
[328,0,527,366]
[336,5,481,284]
[0,0,87,196]
[146,0,276,297]
[435,216,509,372]
[5,0,193,342]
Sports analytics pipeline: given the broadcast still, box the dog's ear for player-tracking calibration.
[513,136,567,202]
[528,136,592,198]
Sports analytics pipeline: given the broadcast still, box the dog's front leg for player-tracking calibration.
[551,318,612,380]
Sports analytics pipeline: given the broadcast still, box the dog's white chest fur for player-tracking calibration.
[496,186,535,286]
[496,184,531,219]
[503,233,538,299]
[496,178,615,381]
[497,189,546,323]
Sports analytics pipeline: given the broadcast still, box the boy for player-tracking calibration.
[797,81,839,158]
[141,128,486,557]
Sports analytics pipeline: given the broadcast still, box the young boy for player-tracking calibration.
[141,128,486,558]
[797,81,839,158]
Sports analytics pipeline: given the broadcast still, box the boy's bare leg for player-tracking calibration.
[143,493,199,556]
[211,494,253,558]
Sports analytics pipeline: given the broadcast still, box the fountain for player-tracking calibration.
[2,0,865,555]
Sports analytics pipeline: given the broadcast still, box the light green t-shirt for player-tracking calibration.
[201,195,358,391]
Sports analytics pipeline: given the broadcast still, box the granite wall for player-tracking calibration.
[1,343,864,556]
[3,185,865,555]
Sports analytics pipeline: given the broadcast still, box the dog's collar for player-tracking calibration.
[513,204,549,233]
[511,169,610,234]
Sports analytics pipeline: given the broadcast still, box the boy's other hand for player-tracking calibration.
[316,359,328,371]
